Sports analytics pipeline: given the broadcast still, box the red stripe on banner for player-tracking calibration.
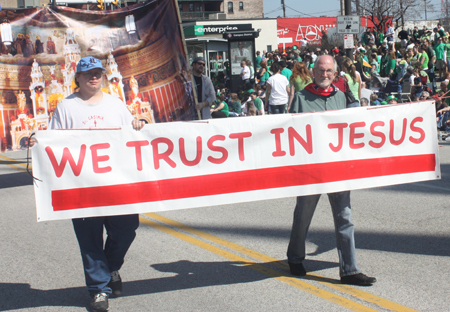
[52,154,436,211]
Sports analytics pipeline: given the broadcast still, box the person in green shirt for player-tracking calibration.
[379,47,389,77]
[228,93,242,117]
[418,44,430,70]
[255,51,262,69]
[294,50,302,62]
[210,92,229,118]
[287,62,313,111]
[280,60,292,84]
[444,36,450,73]
[251,92,264,115]
[258,61,270,86]
[385,51,398,77]
[434,37,446,79]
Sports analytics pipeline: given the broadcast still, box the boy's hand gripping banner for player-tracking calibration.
[32,102,440,221]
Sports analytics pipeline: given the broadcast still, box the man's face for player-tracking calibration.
[238,42,244,49]
[192,61,205,75]
[313,56,336,89]
[241,61,246,67]
[388,99,397,104]
[76,69,104,93]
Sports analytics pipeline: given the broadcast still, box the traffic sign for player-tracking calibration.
[336,16,360,34]
[344,34,353,49]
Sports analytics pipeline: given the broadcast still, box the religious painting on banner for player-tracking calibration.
[0,0,196,153]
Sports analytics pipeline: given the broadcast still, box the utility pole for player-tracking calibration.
[445,0,450,29]
[281,0,286,18]
[345,0,353,59]
[400,0,404,27]
[340,0,345,15]
[425,0,427,20]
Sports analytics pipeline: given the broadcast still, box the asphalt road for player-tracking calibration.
[0,145,449,312]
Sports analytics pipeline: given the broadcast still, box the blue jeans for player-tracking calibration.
[73,214,139,295]
[426,68,435,92]
[287,191,360,277]
[438,111,450,131]
[269,104,286,114]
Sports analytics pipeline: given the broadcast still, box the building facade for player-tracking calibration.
[179,0,263,21]
[0,0,47,8]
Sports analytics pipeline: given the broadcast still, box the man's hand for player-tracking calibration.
[132,119,145,131]
[195,101,206,110]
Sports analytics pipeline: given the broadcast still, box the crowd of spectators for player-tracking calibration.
[204,22,450,136]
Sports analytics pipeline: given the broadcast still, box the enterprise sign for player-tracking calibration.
[184,24,252,36]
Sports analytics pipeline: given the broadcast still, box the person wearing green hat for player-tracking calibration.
[380,100,388,105]
[386,94,398,104]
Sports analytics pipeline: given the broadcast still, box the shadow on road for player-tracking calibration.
[0,259,339,311]
[0,282,87,311]
[0,172,33,189]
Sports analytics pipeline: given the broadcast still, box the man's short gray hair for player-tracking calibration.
[314,55,338,72]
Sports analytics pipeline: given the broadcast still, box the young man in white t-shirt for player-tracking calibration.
[49,56,144,312]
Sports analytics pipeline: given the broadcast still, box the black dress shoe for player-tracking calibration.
[288,262,307,276]
[341,273,376,286]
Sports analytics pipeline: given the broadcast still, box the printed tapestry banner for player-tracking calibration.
[0,0,195,153]
[32,102,440,221]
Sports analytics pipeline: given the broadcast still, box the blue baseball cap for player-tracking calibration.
[76,56,106,73]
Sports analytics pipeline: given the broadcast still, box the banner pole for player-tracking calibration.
[173,0,202,120]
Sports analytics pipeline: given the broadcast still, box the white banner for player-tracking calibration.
[32,101,440,221]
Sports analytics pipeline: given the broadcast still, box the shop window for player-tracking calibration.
[196,4,202,11]
[189,3,194,12]
[178,3,183,12]
[239,2,244,10]
[228,2,233,13]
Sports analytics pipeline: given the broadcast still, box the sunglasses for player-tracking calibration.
[79,70,104,79]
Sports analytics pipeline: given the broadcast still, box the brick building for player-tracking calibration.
[179,0,264,21]
[0,0,47,8]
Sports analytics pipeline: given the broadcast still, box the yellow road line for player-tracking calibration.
[0,154,30,173]
[144,212,418,312]
[139,215,378,312]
